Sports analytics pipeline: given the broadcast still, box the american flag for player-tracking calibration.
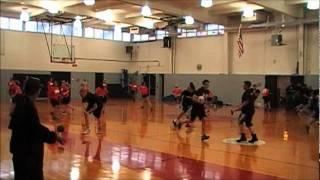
[237,24,244,58]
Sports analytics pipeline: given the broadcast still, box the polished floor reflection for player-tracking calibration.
[0,99,319,179]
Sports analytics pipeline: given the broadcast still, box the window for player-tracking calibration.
[122,32,131,42]
[113,26,122,41]
[177,28,186,38]
[9,18,22,31]
[197,31,207,36]
[141,34,149,41]
[25,21,37,32]
[37,21,50,33]
[149,36,156,40]
[133,34,141,42]
[103,30,113,40]
[73,25,82,37]
[156,30,165,40]
[219,25,224,35]
[52,24,61,35]
[206,24,218,31]
[186,29,197,37]
[94,29,103,39]
[0,17,9,29]
[84,27,94,38]
[208,30,218,36]
[61,24,72,36]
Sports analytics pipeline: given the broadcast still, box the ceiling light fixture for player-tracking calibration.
[242,6,254,17]
[20,8,30,22]
[184,16,195,25]
[141,5,152,16]
[73,16,82,28]
[307,0,319,10]
[201,0,213,8]
[83,0,95,6]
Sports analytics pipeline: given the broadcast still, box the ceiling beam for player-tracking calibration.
[285,0,308,5]
[246,0,304,18]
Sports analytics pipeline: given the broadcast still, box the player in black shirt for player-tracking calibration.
[175,80,210,141]
[80,89,103,135]
[231,81,259,143]
[172,82,195,127]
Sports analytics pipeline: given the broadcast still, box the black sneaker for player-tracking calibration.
[248,137,258,144]
[172,120,177,128]
[236,137,247,143]
[201,135,210,141]
[177,122,182,129]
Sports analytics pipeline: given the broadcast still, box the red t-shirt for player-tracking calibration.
[139,86,149,96]
[262,88,270,97]
[129,84,138,91]
[95,86,108,97]
[172,87,182,97]
[49,86,60,100]
[9,84,22,96]
[61,85,70,98]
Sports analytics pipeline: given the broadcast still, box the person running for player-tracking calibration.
[129,81,138,101]
[48,81,61,121]
[95,82,108,114]
[172,83,195,126]
[9,77,62,180]
[80,88,103,135]
[174,80,211,141]
[306,89,319,133]
[138,82,153,111]
[231,81,259,143]
[172,85,183,104]
[60,81,73,114]
[262,86,271,111]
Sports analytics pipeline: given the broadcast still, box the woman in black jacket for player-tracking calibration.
[9,77,60,180]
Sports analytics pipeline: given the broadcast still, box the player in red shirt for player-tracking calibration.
[138,82,153,111]
[262,87,271,111]
[8,80,22,101]
[60,81,74,114]
[95,82,108,114]
[48,81,61,121]
[172,86,182,104]
[129,81,138,101]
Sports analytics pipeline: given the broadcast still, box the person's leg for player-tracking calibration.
[12,155,28,180]
[147,97,153,111]
[82,112,90,134]
[247,114,258,143]
[200,118,209,141]
[237,113,247,142]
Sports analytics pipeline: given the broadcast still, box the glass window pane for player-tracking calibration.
[52,24,61,34]
[208,30,218,36]
[149,36,156,40]
[9,18,22,31]
[122,32,131,42]
[25,21,37,32]
[103,30,113,40]
[187,32,196,37]
[114,26,122,41]
[37,22,50,33]
[94,29,103,39]
[73,25,82,37]
[219,25,224,35]
[197,31,207,36]
[61,24,72,36]
[85,27,94,38]
[0,17,9,29]
[133,34,141,42]
[141,34,149,41]
[206,24,218,31]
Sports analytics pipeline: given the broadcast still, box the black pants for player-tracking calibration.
[12,154,44,180]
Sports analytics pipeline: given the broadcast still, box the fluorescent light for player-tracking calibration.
[96,9,114,23]
[201,0,213,8]
[83,0,95,6]
[20,8,30,22]
[73,16,82,28]
[141,5,152,16]
[42,0,60,14]
[307,0,319,10]
[242,6,254,17]
[184,16,194,25]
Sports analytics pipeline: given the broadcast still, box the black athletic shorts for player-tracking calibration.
[50,99,60,107]
[190,107,206,121]
[263,96,270,103]
[182,105,192,113]
[97,96,107,104]
[61,97,71,105]
[89,104,103,119]
[238,112,254,127]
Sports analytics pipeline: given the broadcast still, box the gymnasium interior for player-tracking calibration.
[0,0,319,179]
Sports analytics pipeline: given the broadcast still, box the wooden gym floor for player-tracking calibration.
[0,99,319,180]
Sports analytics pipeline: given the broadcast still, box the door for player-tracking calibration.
[143,74,156,96]
[265,75,279,108]
[95,73,104,88]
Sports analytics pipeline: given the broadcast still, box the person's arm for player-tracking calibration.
[231,101,249,114]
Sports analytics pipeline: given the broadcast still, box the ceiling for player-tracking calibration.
[0,0,318,31]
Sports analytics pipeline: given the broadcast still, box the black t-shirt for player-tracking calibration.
[193,87,209,109]
[241,88,256,114]
[181,90,194,107]
[82,92,100,111]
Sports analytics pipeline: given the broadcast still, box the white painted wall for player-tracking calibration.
[0,30,130,73]
[305,24,319,75]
